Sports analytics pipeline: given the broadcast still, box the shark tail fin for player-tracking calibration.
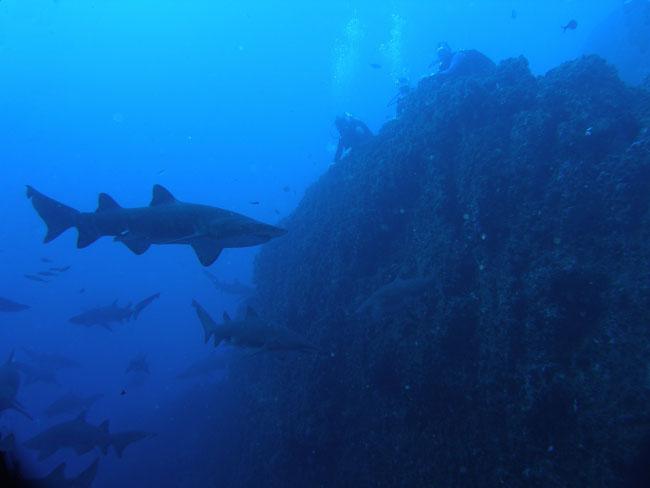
[26,186,80,243]
[132,293,161,320]
[74,458,100,488]
[191,300,218,345]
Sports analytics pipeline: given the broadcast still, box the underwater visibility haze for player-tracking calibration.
[2,0,650,486]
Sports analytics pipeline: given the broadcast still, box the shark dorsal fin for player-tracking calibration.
[246,306,258,319]
[76,410,88,421]
[99,419,110,434]
[45,463,67,482]
[96,193,121,212]
[222,312,232,322]
[150,185,177,206]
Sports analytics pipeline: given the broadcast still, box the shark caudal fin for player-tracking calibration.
[26,186,80,243]
[132,293,160,320]
[191,300,219,345]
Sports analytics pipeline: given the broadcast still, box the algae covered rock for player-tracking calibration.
[226,55,650,487]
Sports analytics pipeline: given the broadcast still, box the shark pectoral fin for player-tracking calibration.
[115,233,151,255]
[191,238,223,266]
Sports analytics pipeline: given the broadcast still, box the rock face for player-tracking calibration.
[226,56,650,487]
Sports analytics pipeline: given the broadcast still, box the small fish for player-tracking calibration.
[120,389,127,396]
[51,265,71,272]
[41,257,53,263]
[24,274,48,283]
[79,288,86,294]
[249,201,260,205]
[511,9,517,20]
[562,19,578,32]
[282,185,291,193]
[38,271,56,277]
[157,169,166,175]
[369,63,382,69]
[274,209,280,215]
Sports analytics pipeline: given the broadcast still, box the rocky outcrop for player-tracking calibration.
[223,56,650,487]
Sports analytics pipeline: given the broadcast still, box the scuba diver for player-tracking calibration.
[432,42,496,78]
[334,113,373,162]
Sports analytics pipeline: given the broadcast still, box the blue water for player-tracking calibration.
[0,1,646,486]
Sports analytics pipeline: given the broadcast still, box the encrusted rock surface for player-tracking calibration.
[221,56,650,487]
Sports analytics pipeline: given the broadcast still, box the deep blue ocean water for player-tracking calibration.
[1,1,647,486]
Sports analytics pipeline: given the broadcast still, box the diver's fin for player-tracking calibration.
[150,185,177,206]
[96,193,121,212]
[26,186,80,243]
[191,237,223,266]
[114,233,151,255]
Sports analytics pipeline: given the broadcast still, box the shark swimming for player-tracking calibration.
[24,458,99,488]
[125,354,150,375]
[0,296,29,313]
[15,361,60,387]
[69,293,160,330]
[354,275,436,321]
[27,184,287,266]
[0,351,32,420]
[203,271,255,298]
[176,353,228,380]
[44,392,104,418]
[191,300,319,354]
[0,433,15,453]
[24,410,154,461]
[22,348,81,370]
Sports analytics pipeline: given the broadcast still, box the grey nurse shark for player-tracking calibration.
[191,300,319,354]
[27,184,287,266]
[0,351,32,420]
[24,458,99,488]
[24,410,155,461]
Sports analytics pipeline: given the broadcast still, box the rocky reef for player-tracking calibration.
[219,56,650,487]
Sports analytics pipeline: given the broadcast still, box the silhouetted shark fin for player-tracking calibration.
[44,463,67,482]
[222,311,232,322]
[191,237,223,266]
[150,184,177,206]
[246,306,258,319]
[96,193,121,212]
[191,300,218,344]
[74,458,100,488]
[114,233,151,255]
[26,186,80,243]
[77,224,101,249]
